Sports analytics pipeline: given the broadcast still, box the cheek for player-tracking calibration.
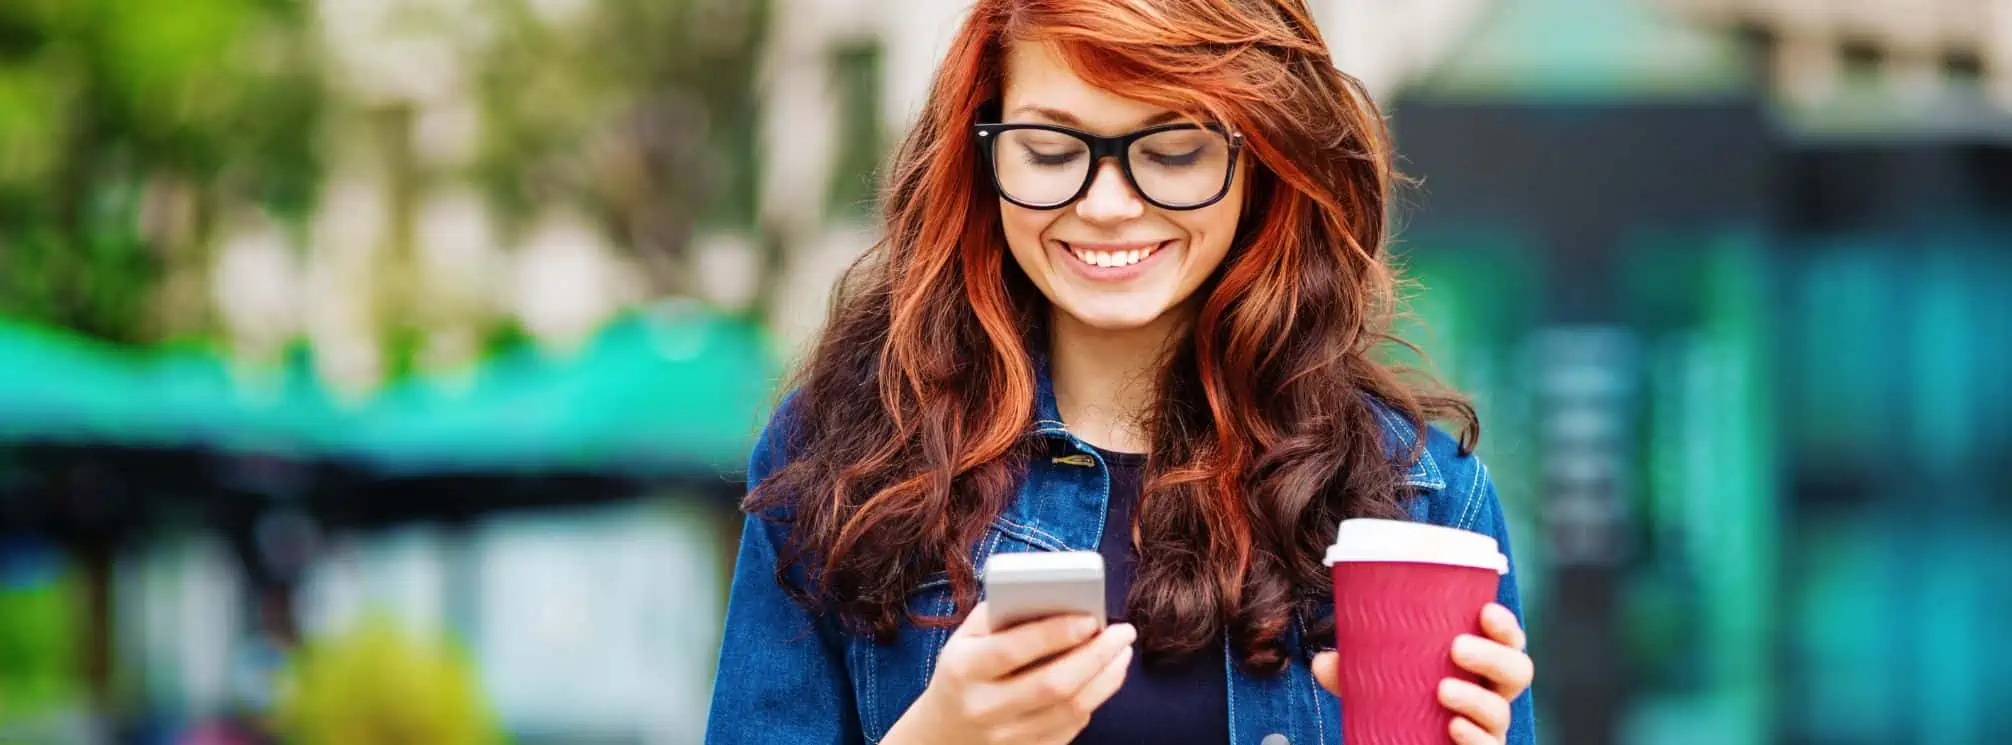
[1000,202,1056,267]
[1175,200,1244,268]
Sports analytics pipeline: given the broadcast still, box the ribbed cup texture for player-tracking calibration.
[1330,561,1498,745]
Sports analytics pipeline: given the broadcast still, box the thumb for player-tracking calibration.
[953,601,996,638]
[1311,650,1341,696]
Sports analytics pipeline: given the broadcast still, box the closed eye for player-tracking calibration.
[1020,145,1083,168]
[1143,148,1203,167]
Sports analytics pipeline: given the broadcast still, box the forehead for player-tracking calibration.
[999,40,1178,134]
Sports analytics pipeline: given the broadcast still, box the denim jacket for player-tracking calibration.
[707,370,1537,745]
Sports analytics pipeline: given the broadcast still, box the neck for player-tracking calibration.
[1047,306,1189,454]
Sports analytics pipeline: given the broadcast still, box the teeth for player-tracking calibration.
[1071,244,1158,269]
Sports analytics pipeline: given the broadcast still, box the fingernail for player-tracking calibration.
[1452,635,1482,663]
[1075,617,1100,638]
[1112,623,1138,644]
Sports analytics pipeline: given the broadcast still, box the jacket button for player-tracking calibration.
[1261,735,1289,745]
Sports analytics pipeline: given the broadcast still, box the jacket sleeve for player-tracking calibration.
[1467,465,1538,745]
[705,407,861,745]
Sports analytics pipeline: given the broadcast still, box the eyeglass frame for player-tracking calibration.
[973,121,1244,211]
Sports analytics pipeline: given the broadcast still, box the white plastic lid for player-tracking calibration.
[1322,518,1508,574]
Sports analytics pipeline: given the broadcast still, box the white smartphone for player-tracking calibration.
[981,550,1107,631]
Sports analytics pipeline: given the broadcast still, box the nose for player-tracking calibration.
[1072,159,1145,224]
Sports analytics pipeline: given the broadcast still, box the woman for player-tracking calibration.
[707,1,1535,743]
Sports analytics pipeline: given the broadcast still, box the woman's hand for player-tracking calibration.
[884,602,1136,745]
[1312,603,1533,744]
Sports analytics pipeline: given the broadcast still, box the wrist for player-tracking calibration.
[882,686,948,744]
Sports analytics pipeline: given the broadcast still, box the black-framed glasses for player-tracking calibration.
[974,122,1243,211]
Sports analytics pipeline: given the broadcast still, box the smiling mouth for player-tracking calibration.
[1061,241,1169,269]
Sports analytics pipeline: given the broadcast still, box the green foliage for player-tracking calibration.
[0,0,321,342]
[0,0,766,347]
[472,0,768,260]
[0,182,160,341]
[0,552,82,721]
[0,63,64,192]
[276,616,504,745]
[828,43,884,218]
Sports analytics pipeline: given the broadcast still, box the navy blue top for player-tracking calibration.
[1072,446,1229,745]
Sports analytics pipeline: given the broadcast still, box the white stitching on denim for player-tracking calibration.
[1016,517,1066,547]
[1224,635,1240,745]
[871,641,884,742]
[1375,405,1432,482]
[1299,615,1326,745]
[1416,446,1445,487]
[1401,471,1444,490]
[921,587,950,689]
[922,621,942,688]
[995,516,1070,551]
[1455,461,1486,530]
[1314,680,1328,744]
[916,575,946,684]
[854,640,879,742]
[1374,404,1445,489]
[923,531,1000,691]
[981,528,1003,568]
[1371,404,1415,447]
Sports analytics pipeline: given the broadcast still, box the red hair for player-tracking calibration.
[748,0,1476,673]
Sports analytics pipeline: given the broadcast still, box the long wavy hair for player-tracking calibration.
[747,0,1477,674]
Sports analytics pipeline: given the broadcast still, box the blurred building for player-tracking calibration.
[1670,0,2012,110]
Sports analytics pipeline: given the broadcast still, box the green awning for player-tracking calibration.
[341,309,782,476]
[0,308,782,478]
[0,320,333,452]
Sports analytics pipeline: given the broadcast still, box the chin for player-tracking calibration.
[1055,300,1170,332]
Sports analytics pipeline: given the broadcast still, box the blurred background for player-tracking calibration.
[0,0,2006,743]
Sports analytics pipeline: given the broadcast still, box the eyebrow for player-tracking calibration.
[1007,105,1189,131]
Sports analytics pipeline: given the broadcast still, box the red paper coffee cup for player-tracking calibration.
[1324,519,1507,745]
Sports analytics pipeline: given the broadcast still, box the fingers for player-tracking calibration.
[954,602,997,638]
[981,632,1142,740]
[1310,650,1340,696]
[964,614,1103,680]
[1069,642,1133,713]
[1438,677,1511,737]
[1006,623,1135,702]
[1481,603,1526,652]
[1003,639,1134,744]
[1451,634,1534,698]
[1449,715,1497,745]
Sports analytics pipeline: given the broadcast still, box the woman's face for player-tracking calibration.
[995,40,1247,332]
